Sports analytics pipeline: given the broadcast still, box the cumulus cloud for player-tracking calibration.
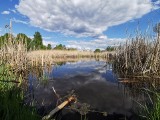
[66,37,126,50]
[16,0,154,38]
[1,11,10,15]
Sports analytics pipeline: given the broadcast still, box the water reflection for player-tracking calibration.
[27,60,135,118]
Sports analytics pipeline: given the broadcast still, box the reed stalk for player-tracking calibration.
[27,50,115,66]
[113,34,160,77]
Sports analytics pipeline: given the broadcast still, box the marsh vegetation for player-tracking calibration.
[1,24,160,120]
[113,24,160,120]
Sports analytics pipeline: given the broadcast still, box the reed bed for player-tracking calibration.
[27,50,115,66]
[0,40,28,77]
[0,37,40,120]
[113,34,160,77]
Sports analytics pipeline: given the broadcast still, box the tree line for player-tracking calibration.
[0,32,78,51]
[94,46,115,53]
[0,31,115,52]
[0,32,52,51]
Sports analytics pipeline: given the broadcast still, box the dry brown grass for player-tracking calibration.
[113,34,160,77]
[27,50,115,66]
[0,39,28,74]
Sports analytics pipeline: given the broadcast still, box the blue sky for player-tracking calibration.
[0,0,160,50]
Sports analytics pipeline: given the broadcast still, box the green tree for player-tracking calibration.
[0,35,4,48]
[0,33,14,47]
[41,45,47,50]
[16,33,32,50]
[47,44,52,50]
[94,48,101,53]
[67,48,77,51]
[33,32,43,49]
[106,46,114,51]
[54,44,66,50]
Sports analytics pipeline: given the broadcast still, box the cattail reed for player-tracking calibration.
[113,33,160,77]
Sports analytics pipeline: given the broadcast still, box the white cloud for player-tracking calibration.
[66,37,126,50]
[43,40,57,47]
[42,36,52,40]
[9,9,17,13]
[1,11,10,15]
[16,0,153,38]
[11,18,28,25]
[152,0,160,10]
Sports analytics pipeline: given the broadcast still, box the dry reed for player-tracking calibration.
[27,50,115,66]
[113,33,160,77]
[0,37,28,75]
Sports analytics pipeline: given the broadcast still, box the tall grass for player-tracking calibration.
[0,36,40,120]
[0,88,40,120]
[113,34,160,77]
[139,87,160,120]
[27,50,115,66]
[113,32,160,120]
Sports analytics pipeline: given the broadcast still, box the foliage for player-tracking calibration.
[67,48,77,51]
[47,44,52,50]
[139,88,160,120]
[0,33,14,48]
[0,37,40,120]
[0,88,40,120]
[54,44,66,50]
[0,32,49,51]
[94,48,101,53]
[106,46,114,51]
[33,32,43,50]
[16,33,32,50]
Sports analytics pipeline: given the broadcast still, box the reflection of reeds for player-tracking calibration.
[27,50,115,66]
[113,34,160,77]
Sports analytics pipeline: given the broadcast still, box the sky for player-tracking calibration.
[0,0,160,50]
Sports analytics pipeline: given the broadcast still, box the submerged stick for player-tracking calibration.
[42,96,76,120]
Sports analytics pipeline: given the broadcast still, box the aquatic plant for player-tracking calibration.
[138,87,160,120]
[27,50,115,66]
[0,36,40,120]
[113,33,160,77]
[0,88,40,120]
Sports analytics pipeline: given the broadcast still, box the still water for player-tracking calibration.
[27,60,135,119]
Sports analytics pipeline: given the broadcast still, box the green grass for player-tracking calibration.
[0,61,40,120]
[0,88,40,120]
[138,87,160,120]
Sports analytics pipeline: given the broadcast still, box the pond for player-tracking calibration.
[27,59,138,120]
